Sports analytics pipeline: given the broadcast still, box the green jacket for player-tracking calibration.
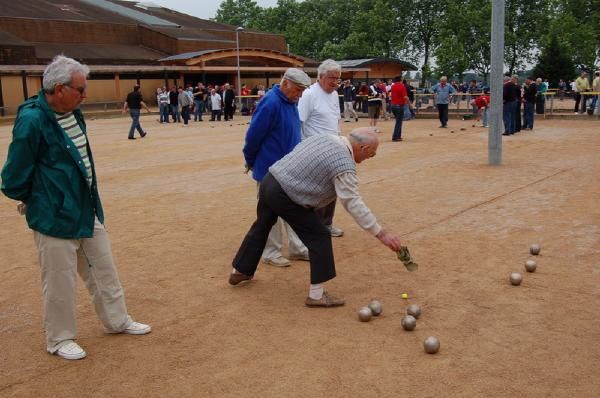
[1,90,104,238]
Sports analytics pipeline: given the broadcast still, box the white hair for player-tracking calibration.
[317,59,341,78]
[349,128,378,145]
[43,55,90,93]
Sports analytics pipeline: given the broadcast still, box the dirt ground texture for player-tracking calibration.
[1,113,599,397]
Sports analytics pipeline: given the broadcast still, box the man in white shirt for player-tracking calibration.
[298,59,344,237]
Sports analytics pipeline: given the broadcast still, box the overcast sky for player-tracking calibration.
[131,0,281,20]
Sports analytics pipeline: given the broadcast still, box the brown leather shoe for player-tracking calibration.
[228,272,253,286]
[305,291,345,307]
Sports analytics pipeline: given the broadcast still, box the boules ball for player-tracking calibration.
[525,260,537,273]
[368,300,383,316]
[510,272,523,286]
[530,244,541,255]
[401,315,417,331]
[406,304,422,319]
[424,336,440,354]
[357,307,373,322]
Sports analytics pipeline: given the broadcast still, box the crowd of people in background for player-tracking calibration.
[154,82,243,125]
[122,69,599,142]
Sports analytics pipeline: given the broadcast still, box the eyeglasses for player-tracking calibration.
[65,84,87,95]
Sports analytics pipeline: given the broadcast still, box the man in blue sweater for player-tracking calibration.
[243,68,312,267]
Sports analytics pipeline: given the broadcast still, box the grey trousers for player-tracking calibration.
[33,218,131,353]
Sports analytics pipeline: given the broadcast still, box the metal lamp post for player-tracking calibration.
[236,26,244,105]
[489,0,504,165]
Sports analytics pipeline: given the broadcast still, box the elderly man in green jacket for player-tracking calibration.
[1,55,151,360]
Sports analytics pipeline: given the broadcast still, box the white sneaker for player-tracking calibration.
[122,321,152,335]
[55,341,86,360]
[327,225,344,237]
[289,252,310,261]
[262,256,291,267]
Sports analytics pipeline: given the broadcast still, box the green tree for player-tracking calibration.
[406,0,446,85]
[337,0,411,60]
[541,0,599,73]
[532,33,576,87]
[435,0,491,81]
[251,0,302,34]
[213,0,263,27]
[504,0,552,75]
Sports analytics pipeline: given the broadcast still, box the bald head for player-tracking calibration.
[349,127,379,163]
[349,127,379,145]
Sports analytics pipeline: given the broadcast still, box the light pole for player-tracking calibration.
[235,26,244,105]
[488,0,504,165]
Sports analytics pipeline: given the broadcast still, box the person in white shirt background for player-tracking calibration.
[297,59,345,238]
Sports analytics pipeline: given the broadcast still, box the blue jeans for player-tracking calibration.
[128,109,145,138]
[481,108,489,126]
[591,95,598,112]
[159,104,169,123]
[194,100,204,121]
[170,104,181,122]
[523,102,535,129]
[503,101,516,134]
[391,105,405,140]
[436,104,449,126]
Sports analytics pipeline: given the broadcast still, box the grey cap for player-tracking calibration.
[283,68,311,88]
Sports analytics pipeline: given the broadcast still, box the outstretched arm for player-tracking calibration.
[334,172,402,251]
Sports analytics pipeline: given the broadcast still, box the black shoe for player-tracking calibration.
[128,137,136,140]
[502,132,511,136]
[140,132,147,138]
[392,138,402,142]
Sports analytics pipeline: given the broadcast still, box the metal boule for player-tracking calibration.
[424,336,440,354]
[368,300,383,316]
[406,304,422,319]
[530,244,541,255]
[401,315,417,331]
[358,307,372,322]
[525,260,537,273]
[510,272,523,286]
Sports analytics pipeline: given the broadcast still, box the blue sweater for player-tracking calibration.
[243,85,301,182]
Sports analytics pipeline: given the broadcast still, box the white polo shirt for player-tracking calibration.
[298,82,340,139]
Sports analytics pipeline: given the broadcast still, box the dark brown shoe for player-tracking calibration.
[305,291,345,307]
[228,272,253,286]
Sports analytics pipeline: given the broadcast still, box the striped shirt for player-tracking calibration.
[55,112,93,187]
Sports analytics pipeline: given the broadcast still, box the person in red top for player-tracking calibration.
[390,76,409,141]
[240,83,250,113]
[470,90,490,127]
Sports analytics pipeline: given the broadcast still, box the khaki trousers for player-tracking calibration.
[344,101,358,121]
[33,218,131,353]
[256,182,307,259]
